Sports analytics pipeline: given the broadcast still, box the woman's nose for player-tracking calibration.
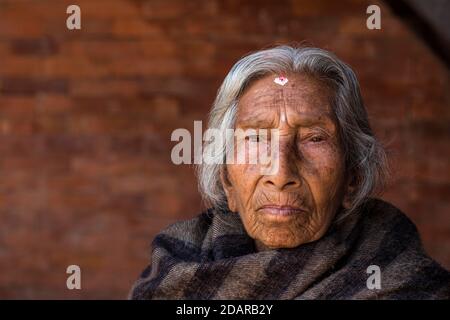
[263,141,301,191]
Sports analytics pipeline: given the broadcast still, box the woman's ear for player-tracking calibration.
[220,166,237,212]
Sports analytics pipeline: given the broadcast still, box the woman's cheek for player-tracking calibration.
[300,143,344,203]
[229,164,260,204]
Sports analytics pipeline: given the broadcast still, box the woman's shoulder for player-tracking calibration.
[356,198,450,299]
[364,198,415,223]
[155,208,216,247]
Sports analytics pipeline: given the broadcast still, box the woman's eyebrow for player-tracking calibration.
[236,103,275,125]
[237,117,276,129]
[237,114,335,131]
[294,113,333,125]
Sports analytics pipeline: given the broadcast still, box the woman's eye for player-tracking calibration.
[309,136,325,143]
[246,135,260,142]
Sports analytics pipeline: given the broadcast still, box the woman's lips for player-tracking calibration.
[259,205,306,216]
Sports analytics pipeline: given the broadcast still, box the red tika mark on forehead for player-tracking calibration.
[274,75,288,86]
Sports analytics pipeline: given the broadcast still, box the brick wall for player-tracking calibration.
[0,0,448,298]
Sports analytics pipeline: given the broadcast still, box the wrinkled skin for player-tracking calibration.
[221,73,348,250]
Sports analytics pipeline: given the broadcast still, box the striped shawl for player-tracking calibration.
[130,198,450,299]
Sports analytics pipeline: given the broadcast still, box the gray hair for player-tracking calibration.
[197,45,388,219]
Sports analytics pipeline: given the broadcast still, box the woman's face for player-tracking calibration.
[221,73,347,250]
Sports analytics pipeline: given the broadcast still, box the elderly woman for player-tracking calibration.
[130,46,450,299]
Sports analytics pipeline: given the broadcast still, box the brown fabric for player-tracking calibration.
[129,198,450,299]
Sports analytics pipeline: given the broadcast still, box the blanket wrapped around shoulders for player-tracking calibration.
[129,198,450,299]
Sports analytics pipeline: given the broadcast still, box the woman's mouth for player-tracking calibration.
[258,205,307,217]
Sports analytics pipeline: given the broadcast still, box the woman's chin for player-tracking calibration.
[255,234,306,251]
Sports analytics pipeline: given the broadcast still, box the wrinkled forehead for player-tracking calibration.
[237,73,335,125]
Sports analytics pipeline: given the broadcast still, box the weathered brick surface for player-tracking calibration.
[0,0,448,298]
